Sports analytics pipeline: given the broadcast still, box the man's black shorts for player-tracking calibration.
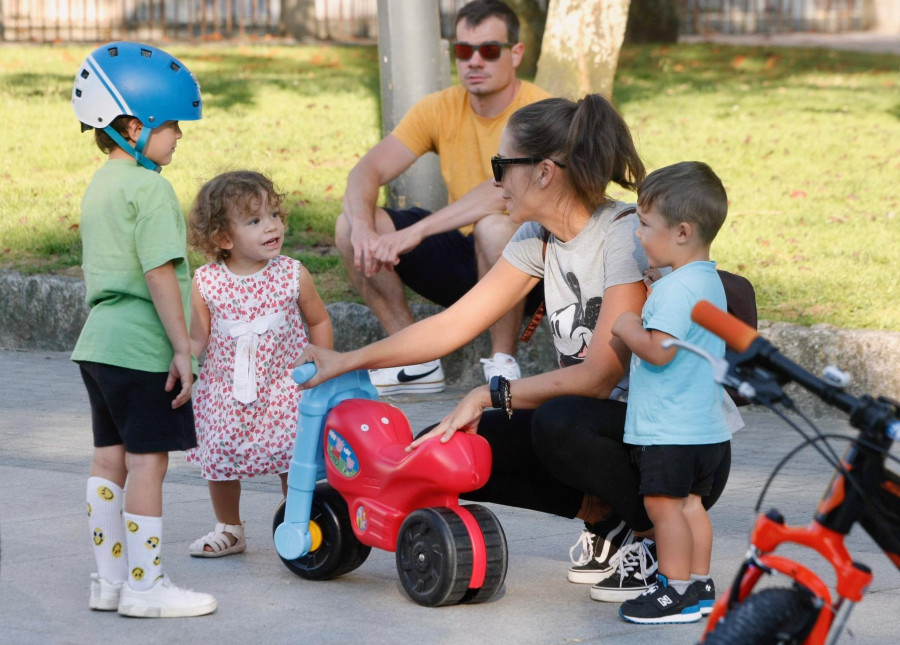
[79,361,197,454]
[632,441,731,498]
[385,207,543,312]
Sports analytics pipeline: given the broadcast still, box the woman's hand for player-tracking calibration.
[293,344,349,389]
[406,385,491,450]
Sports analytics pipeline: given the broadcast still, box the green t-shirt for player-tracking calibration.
[72,159,191,373]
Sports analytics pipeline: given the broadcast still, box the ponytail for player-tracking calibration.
[506,94,645,210]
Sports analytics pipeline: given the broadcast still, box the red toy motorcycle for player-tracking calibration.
[272,365,508,607]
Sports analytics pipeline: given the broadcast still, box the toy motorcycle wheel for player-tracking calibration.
[395,507,472,607]
[459,504,508,604]
[272,482,371,580]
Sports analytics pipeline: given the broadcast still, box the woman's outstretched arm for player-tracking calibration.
[296,258,539,388]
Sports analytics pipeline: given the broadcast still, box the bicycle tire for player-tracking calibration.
[702,587,818,645]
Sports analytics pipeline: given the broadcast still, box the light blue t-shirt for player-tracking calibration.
[624,261,731,446]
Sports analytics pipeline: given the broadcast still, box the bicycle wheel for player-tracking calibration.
[272,482,371,580]
[702,587,818,645]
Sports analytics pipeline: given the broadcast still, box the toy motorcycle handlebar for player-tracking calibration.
[292,362,318,385]
[669,301,900,441]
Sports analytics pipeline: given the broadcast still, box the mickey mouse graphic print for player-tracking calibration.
[504,201,649,368]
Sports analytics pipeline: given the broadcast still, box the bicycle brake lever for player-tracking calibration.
[662,338,732,385]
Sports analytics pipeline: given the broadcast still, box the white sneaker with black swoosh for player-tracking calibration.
[369,360,446,395]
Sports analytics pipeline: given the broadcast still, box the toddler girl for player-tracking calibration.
[186,170,332,557]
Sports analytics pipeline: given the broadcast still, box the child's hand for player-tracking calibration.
[166,350,193,408]
[611,311,641,339]
[642,268,662,292]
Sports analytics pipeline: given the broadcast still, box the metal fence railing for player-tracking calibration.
[678,0,869,35]
[0,0,876,44]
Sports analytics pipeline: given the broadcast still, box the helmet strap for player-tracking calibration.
[102,125,161,173]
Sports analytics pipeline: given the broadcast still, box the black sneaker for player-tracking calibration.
[618,574,702,624]
[568,517,634,584]
[690,578,716,616]
[590,539,658,602]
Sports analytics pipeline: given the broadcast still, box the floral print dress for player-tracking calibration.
[187,255,308,480]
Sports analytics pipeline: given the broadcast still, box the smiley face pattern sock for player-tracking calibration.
[122,512,164,591]
[86,477,127,584]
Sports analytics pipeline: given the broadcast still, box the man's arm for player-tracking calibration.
[372,179,508,268]
[342,135,418,277]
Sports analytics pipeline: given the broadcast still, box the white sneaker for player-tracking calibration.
[368,360,445,395]
[89,573,122,611]
[480,352,521,382]
[118,576,217,618]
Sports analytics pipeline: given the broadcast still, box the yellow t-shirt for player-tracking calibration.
[391,81,551,234]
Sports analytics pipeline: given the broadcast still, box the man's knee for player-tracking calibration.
[473,213,517,262]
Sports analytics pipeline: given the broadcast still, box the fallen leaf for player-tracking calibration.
[790,190,806,198]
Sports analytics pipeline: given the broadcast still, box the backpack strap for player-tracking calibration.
[519,205,636,343]
[519,227,551,343]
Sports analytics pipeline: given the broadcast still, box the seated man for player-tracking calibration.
[335,0,549,395]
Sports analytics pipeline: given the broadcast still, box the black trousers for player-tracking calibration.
[437,396,731,532]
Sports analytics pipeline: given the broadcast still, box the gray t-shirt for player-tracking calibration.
[504,201,649,380]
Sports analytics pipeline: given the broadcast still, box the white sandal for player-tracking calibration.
[189,522,246,558]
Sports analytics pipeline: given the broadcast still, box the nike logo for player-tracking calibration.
[397,366,440,383]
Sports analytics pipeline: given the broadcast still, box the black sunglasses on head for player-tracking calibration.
[453,41,514,61]
[490,156,567,183]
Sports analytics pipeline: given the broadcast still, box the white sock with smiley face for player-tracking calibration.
[86,477,127,585]
[123,512,164,591]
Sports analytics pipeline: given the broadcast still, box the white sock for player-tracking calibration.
[86,477,127,584]
[668,578,692,595]
[123,512,164,591]
[691,573,711,582]
[492,352,516,363]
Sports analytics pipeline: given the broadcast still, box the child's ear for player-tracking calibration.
[214,232,234,251]
[676,221,693,243]
[124,118,142,144]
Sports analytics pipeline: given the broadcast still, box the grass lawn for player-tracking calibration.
[1,41,898,330]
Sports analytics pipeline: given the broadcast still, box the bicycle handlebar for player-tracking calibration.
[691,301,899,440]
[692,300,759,353]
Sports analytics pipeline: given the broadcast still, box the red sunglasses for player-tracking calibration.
[453,41,514,61]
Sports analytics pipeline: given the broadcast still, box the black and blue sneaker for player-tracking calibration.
[690,577,716,616]
[618,573,702,625]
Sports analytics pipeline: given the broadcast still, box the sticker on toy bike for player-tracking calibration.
[326,428,359,478]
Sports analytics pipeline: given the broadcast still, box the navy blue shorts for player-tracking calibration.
[632,442,731,498]
[78,361,197,454]
[385,207,543,312]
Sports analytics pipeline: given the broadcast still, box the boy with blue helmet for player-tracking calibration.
[72,42,216,618]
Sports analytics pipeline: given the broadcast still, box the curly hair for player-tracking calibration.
[188,170,286,263]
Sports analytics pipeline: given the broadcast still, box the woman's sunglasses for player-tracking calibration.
[490,156,567,183]
[453,41,514,61]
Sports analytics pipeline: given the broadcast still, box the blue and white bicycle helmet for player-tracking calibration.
[72,41,202,172]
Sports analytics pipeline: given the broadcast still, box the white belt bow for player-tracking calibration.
[217,311,286,404]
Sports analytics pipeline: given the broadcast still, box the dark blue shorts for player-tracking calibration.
[385,207,543,312]
[632,441,731,498]
[78,361,197,454]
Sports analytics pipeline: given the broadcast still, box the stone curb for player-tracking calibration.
[2,269,897,415]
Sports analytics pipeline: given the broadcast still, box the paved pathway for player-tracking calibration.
[1,349,898,644]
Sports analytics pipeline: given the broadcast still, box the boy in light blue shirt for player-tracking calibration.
[611,161,731,625]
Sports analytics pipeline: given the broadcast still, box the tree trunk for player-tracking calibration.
[504,0,548,79]
[535,0,631,99]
